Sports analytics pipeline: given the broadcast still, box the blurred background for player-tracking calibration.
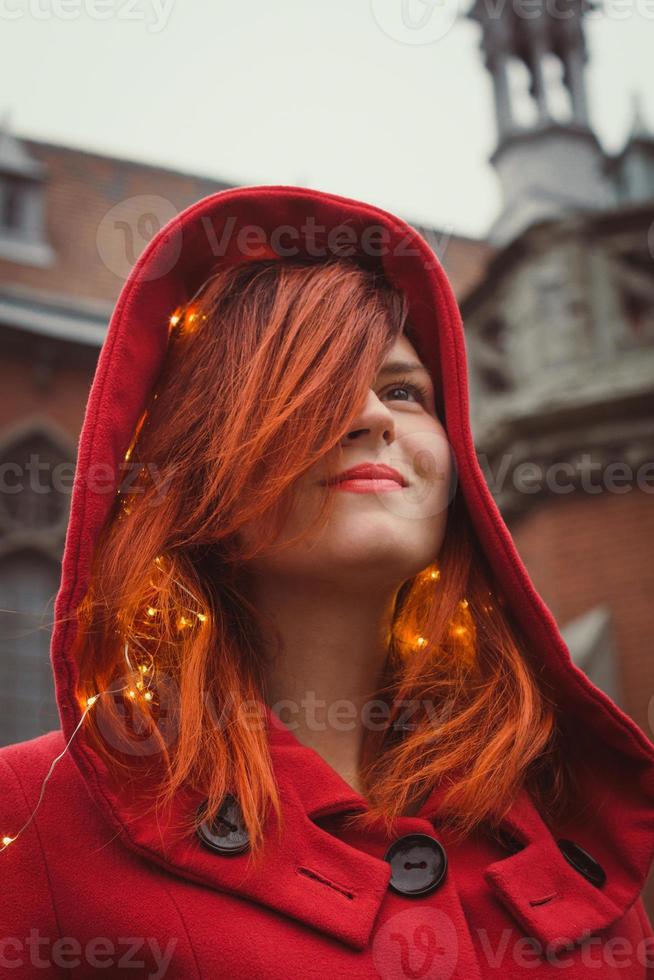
[0,0,653,899]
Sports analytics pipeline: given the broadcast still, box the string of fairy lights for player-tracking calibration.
[0,304,209,853]
[1,302,480,855]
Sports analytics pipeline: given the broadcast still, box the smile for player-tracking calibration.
[328,478,405,493]
[322,462,408,491]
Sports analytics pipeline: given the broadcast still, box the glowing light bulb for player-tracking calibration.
[169,312,181,327]
[146,606,157,617]
[2,835,15,846]
[144,691,153,702]
[416,636,427,648]
[196,612,207,622]
[86,695,98,707]
[430,569,440,580]
[460,598,469,609]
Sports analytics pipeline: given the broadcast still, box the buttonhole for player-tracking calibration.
[297,866,355,900]
[529,891,559,907]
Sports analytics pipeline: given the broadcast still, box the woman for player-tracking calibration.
[1,185,654,979]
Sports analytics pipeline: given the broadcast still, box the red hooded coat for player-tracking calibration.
[1,185,654,979]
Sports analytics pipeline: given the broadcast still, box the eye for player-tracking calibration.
[382,376,431,406]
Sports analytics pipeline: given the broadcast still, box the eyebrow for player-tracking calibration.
[377,359,432,379]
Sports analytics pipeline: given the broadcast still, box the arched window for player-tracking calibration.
[0,421,74,746]
[0,430,71,534]
[0,550,61,746]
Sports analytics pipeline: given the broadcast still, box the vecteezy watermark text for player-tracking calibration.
[370,0,654,49]
[0,931,177,978]
[372,910,654,979]
[2,452,652,506]
[0,0,174,32]
[479,452,654,497]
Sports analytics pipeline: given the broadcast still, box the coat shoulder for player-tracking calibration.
[0,731,66,942]
[0,729,71,825]
[0,728,67,780]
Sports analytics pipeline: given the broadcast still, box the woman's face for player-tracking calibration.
[241,333,453,592]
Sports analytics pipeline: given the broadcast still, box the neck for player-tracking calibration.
[246,573,398,794]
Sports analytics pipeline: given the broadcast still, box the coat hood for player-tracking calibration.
[49,184,654,950]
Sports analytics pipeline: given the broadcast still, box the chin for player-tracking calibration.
[324,536,432,578]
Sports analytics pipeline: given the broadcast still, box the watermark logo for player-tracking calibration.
[334,429,457,523]
[96,195,182,282]
[372,907,459,979]
[370,0,462,45]
[93,669,180,756]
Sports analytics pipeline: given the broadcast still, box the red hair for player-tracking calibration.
[72,257,579,864]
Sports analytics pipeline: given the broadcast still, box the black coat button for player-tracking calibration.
[196,794,250,855]
[384,833,448,897]
[557,838,606,887]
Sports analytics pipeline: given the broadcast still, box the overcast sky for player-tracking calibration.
[2,0,653,238]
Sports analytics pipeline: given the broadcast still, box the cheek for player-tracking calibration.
[236,481,327,564]
[392,426,453,525]
[414,431,451,483]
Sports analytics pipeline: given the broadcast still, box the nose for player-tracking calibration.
[342,387,396,445]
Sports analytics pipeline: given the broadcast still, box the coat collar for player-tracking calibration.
[90,705,652,954]
[481,788,643,955]
[416,741,654,953]
[103,708,390,951]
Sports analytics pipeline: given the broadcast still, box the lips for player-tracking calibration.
[324,463,407,487]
